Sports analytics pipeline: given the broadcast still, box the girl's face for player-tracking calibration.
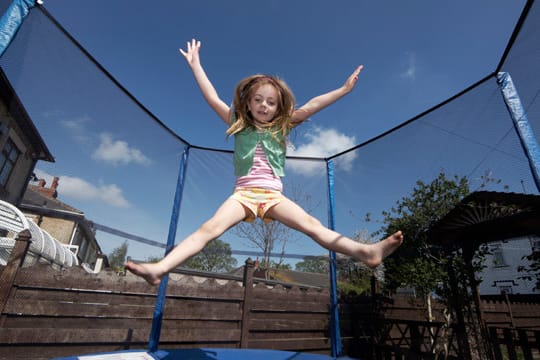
[247,84,279,126]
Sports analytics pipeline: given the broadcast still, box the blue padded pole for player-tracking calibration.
[326,159,342,357]
[148,146,190,353]
[497,72,540,192]
[0,0,36,57]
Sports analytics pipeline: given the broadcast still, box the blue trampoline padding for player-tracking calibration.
[52,348,359,360]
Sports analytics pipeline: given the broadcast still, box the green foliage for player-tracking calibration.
[518,249,540,290]
[375,172,494,307]
[108,241,128,272]
[338,261,372,294]
[263,259,292,270]
[145,255,160,263]
[183,238,237,273]
[295,256,329,273]
[338,280,370,296]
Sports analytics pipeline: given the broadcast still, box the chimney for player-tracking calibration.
[51,177,59,191]
[30,177,59,199]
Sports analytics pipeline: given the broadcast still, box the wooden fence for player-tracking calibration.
[341,293,540,359]
[1,233,540,360]
[340,295,460,359]
[0,234,333,360]
[488,327,540,360]
[484,294,540,360]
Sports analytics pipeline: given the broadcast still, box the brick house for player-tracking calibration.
[0,68,54,205]
[0,68,104,271]
[21,178,105,271]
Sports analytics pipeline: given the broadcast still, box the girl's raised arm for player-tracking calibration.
[180,39,231,124]
[291,65,363,125]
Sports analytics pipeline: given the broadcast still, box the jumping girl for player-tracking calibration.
[125,39,403,285]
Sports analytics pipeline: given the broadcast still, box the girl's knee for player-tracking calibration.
[198,217,226,240]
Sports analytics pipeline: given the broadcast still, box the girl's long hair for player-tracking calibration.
[226,74,295,146]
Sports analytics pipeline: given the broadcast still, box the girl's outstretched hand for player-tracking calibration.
[343,65,364,93]
[179,39,201,67]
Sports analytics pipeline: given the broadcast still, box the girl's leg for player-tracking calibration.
[266,196,403,269]
[125,198,248,285]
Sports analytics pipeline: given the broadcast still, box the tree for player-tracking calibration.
[374,172,494,312]
[267,260,292,270]
[234,219,290,271]
[378,173,470,296]
[108,241,128,272]
[182,238,237,273]
[296,255,328,273]
[373,172,515,359]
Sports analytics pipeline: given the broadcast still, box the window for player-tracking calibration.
[0,138,20,186]
[492,244,507,267]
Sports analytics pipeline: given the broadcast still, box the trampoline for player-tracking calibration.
[54,348,356,359]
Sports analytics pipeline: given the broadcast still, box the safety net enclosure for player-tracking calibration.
[0,0,539,359]
[1,0,536,266]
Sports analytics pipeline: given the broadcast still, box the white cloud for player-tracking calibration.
[33,169,130,208]
[287,127,357,176]
[54,114,151,167]
[400,51,416,80]
[58,115,91,131]
[92,133,151,166]
[53,113,94,145]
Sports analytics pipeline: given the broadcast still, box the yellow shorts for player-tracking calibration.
[230,187,284,223]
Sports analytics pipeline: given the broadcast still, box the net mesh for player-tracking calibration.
[0,1,538,271]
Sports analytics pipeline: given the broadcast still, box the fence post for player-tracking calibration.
[409,323,422,356]
[503,328,518,360]
[0,229,31,326]
[488,327,503,360]
[240,258,255,348]
[535,331,540,355]
[517,330,533,360]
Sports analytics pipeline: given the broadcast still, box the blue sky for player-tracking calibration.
[6,0,529,264]
[42,0,526,148]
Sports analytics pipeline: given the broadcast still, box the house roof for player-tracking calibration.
[428,191,540,251]
[21,185,83,217]
[0,68,54,162]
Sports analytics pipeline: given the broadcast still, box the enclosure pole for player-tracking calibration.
[148,146,190,353]
[326,159,342,357]
[0,0,37,57]
[497,72,540,192]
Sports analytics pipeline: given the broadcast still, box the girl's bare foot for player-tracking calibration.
[125,261,164,286]
[361,231,404,269]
